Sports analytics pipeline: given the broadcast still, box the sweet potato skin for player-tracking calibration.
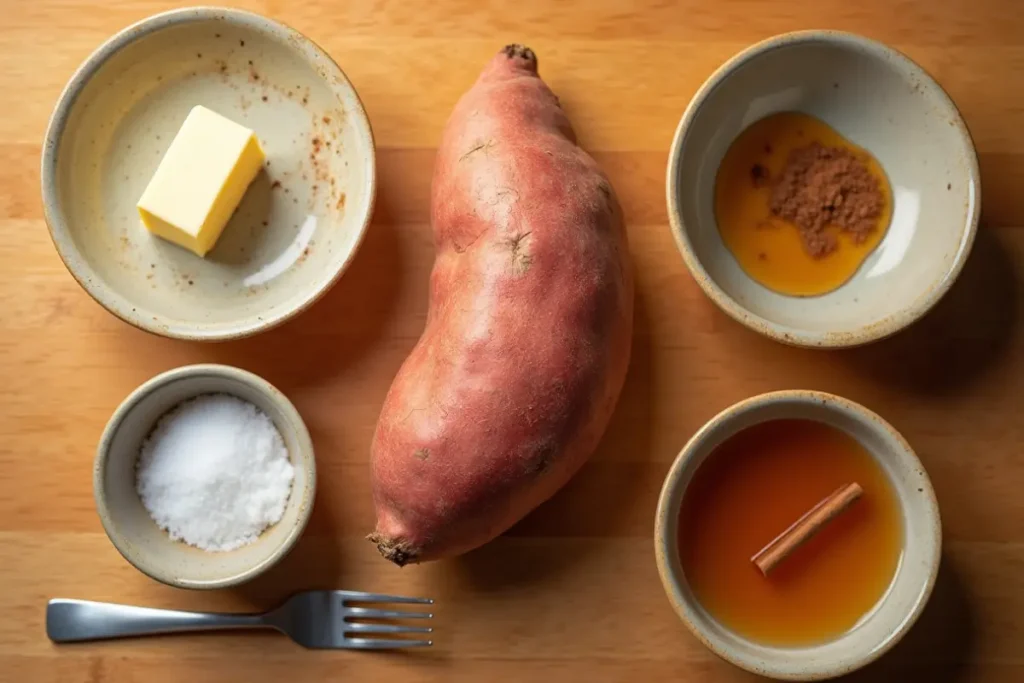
[369,45,634,565]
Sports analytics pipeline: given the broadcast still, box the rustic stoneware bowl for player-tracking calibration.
[95,364,316,589]
[654,390,941,680]
[667,31,980,347]
[42,7,376,340]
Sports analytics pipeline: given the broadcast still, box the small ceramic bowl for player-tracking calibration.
[654,390,941,680]
[42,7,376,340]
[95,364,316,589]
[667,31,980,347]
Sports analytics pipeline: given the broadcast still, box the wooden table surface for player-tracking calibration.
[2,1,1022,681]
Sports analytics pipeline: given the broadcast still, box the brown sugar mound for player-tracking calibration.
[769,142,884,258]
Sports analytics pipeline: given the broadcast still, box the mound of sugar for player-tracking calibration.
[136,394,295,552]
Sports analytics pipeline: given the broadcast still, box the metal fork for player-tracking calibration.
[46,590,434,649]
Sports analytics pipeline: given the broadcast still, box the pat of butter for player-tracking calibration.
[137,105,265,257]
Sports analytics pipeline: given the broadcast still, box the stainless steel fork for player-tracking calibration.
[47,590,434,649]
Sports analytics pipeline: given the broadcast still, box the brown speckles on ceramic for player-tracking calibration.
[94,364,316,590]
[654,391,942,680]
[42,8,376,340]
[666,31,981,348]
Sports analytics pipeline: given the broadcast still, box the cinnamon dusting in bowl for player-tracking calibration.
[714,111,893,296]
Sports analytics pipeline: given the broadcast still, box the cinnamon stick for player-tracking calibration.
[751,482,864,576]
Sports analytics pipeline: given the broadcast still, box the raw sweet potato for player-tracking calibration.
[368,45,634,565]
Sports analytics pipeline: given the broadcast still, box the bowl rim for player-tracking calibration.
[653,389,942,680]
[665,29,981,349]
[41,6,377,342]
[93,363,317,590]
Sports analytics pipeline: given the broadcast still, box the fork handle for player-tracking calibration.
[47,599,267,643]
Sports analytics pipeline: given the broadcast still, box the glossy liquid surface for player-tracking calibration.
[714,112,893,296]
[678,419,903,646]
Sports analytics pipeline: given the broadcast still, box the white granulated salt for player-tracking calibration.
[136,394,295,552]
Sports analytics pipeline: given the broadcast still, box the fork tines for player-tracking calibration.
[337,590,434,648]
[336,590,435,605]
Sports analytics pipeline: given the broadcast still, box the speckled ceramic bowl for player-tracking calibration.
[42,7,376,340]
[95,364,316,589]
[655,391,941,680]
[667,31,980,347]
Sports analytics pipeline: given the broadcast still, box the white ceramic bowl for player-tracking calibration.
[654,390,941,680]
[95,364,316,589]
[667,31,980,347]
[42,7,376,340]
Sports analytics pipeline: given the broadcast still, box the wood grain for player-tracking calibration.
[0,1,1021,681]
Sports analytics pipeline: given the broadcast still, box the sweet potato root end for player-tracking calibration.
[367,532,420,567]
[502,44,536,63]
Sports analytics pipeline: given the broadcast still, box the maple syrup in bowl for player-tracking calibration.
[666,31,980,347]
[654,391,941,680]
